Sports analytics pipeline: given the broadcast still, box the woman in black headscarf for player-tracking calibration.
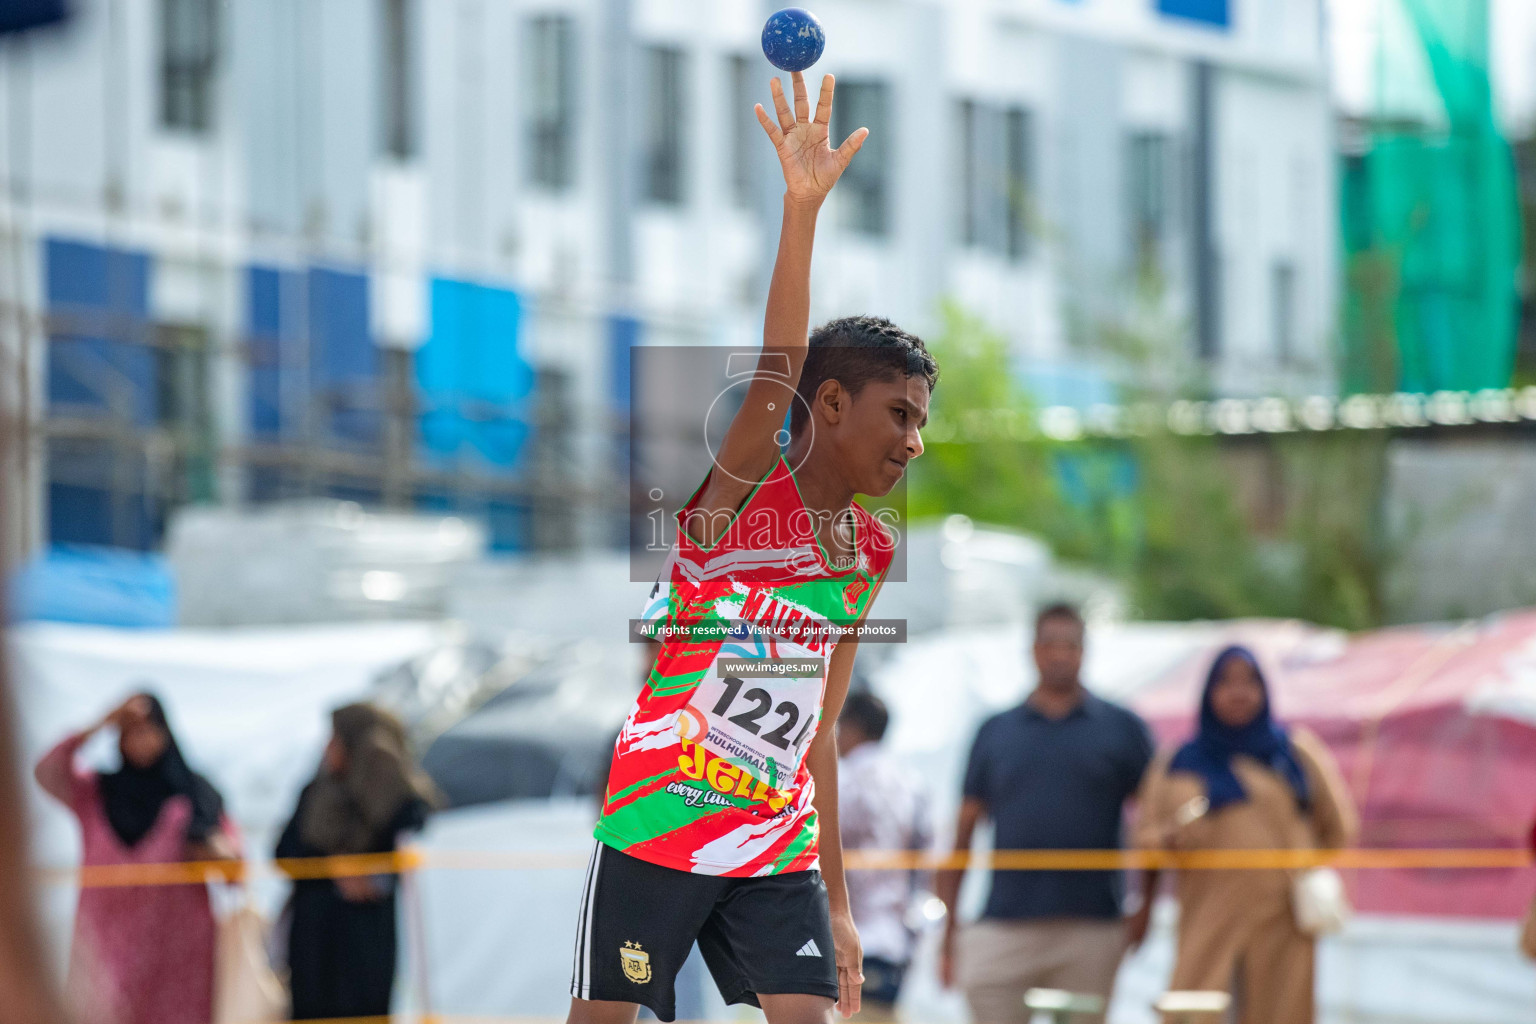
[275,702,440,1021]
[34,691,235,1024]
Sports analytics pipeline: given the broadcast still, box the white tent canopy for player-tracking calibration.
[11,618,1536,1022]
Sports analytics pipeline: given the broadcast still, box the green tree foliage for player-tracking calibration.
[1272,431,1391,630]
[906,305,1071,538]
[908,306,1391,629]
[1126,434,1269,621]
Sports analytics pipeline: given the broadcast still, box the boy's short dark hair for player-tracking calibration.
[792,315,939,434]
[839,691,890,743]
[1033,602,1084,639]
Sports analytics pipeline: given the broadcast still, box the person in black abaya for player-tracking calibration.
[275,703,440,1021]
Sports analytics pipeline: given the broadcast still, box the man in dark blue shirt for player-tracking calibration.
[936,604,1156,1024]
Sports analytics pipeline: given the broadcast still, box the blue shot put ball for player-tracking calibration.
[761,8,826,73]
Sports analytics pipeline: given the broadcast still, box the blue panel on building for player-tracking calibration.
[608,314,641,413]
[309,266,380,446]
[247,264,380,446]
[418,277,534,470]
[249,264,285,336]
[46,237,150,309]
[249,363,283,437]
[46,455,157,549]
[1156,0,1228,28]
[247,265,299,439]
[47,481,115,548]
[44,237,157,550]
[309,266,376,386]
[45,237,155,425]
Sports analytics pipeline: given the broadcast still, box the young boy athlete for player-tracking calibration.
[568,72,938,1024]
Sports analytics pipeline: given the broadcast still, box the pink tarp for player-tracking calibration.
[1132,611,1536,919]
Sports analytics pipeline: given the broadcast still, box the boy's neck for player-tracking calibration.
[783,441,857,518]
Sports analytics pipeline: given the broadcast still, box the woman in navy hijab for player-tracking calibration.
[1135,645,1358,1024]
[1168,646,1311,815]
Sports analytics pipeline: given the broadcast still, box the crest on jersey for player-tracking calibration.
[842,576,870,615]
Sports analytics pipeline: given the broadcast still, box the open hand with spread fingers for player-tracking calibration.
[755,71,868,207]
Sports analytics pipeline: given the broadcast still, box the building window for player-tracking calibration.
[833,80,890,236]
[1004,109,1031,259]
[642,46,687,205]
[527,16,577,189]
[1127,131,1171,272]
[160,0,218,133]
[956,101,975,249]
[381,0,418,159]
[956,99,1031,258]
[728,54,755,207]
[1272,260,1296,363]
[155,325,217,504]
[1341,153,1372,251]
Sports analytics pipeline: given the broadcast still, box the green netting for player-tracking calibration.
[1340,0,1523,394]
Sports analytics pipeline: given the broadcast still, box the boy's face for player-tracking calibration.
[820,373,930,497]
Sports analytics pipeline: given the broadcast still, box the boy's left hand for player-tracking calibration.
[756,72,867,207]
[830,908,864,1017]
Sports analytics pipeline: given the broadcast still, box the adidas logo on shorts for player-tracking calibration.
[795,939,822,958]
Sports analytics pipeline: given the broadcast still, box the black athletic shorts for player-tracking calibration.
[569,841,840,1021]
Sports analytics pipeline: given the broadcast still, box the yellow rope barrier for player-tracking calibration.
[236,1018,721,1024]
[34,850,420,888]
[32,845,1532,887]
[259,1019,1023,1024]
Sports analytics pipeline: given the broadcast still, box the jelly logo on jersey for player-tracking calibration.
[620,941,651,983]
[676,739,791,813]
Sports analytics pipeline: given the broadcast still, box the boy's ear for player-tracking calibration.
[816,379,844,425]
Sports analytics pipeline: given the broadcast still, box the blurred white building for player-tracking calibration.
[0,0,1336,561]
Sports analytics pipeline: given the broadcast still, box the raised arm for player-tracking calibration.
[34,700,133,808]
[32,733,86,810]
[685,73,867,545]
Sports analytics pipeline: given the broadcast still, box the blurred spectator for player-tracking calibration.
[276,702,440,1021]
[1522,817,1536,961]
[936,604,1154,1024]
[1135,645,1357,1024]
[836,691,934,1021]
[1,370,66,1024]
[34,692,237,1024]
[0,650,67,1024]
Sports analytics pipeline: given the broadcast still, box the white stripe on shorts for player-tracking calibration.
[570,841,602,1000]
